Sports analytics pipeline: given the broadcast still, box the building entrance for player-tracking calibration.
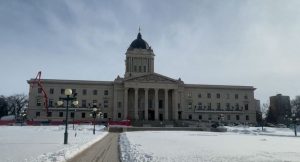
[148,110,155,120]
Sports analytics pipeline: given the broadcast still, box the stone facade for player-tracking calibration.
[27,32,257,124]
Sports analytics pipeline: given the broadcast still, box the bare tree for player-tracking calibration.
[260,103,269,130]
[7,94,28,118]
[0,95,8,118]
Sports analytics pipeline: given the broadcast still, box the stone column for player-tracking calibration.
[155,88,159,120]
[144,88,149,120]
[124,88,128,120]
[173,89,178,120]
[164,89,168,120]
[134,88,139,120]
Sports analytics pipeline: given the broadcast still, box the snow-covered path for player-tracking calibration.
[0,125,108,162]
[120,127,300,162]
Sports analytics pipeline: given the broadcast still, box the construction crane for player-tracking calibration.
[30,71,48,113]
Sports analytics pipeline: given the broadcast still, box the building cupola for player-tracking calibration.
[125,31,155,78]
[128,32,151,50]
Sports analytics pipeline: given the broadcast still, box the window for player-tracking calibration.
[104,90,108,95]
[104,100,108,108]
[227,115,231,120]
[50,88,54,94]
[92,100,97,108]
[226,103,230,110]
[236,115,240,120]
[36,99,42,106]
[118,113,121,118]
[207,102,211,110]
[235,94,239,99]
[235,103,239,110]
[47,112,52,117]
[134,66,137,72]
[217,103,221,110]
[244,95,248,99]
[139,66,141,72]
[38,88,42,94]
[70,112,74,118]
[82,89,87,95]
[61,89,65,94]
[144,66,146,72]
[245,104,249,110]
[118,102,122,108]
[198,115,202,120]
[82,100,86,108]
[93,90,97,95]
[216,93,221,99]
[246,115,249,121]
[49,99,53,107]
[82,113,85,118]
[208,114,212,120]
[188,102,192,109]
[188,114,192,120]
[104,113,108,118]
[198,102,202,109]
[207,93,211,98]
[187,92,192,98]
[36,112,40,117]
[72,89,76,94]
[198,93,201,98]
[149,100,153,108]
[159,100,163,109]
[59,112,64,117]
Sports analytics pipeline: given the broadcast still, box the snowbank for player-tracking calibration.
[0,125,108,162]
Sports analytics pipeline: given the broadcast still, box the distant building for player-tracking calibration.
[27,32,258,125]
[269,94,291,123]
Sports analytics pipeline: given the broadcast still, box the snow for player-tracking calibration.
[0,125,108,162]
[120,126,300,162]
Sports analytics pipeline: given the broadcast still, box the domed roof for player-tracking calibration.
[128,32,150,50]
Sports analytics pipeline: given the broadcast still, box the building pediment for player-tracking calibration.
[124,73,182,84]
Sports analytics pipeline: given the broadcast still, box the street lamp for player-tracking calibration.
[90,108,102,134]
[291,109,299,137]
[286,108,299,137]
[72,108,77,130]
[219,114,224,126]
[57,89,78,144]
[20,110,27,126]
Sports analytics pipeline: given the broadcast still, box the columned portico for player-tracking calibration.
[123,86,179,121]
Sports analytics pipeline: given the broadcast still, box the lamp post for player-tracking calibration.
[72,108,77,130]
[90,108,98,135]
[219,114,224,126]
[287,108,299,137]
[20,110,27,126]
[291,109,299,137]
[57,89,78,144]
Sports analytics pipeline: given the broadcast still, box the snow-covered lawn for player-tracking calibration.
[120,127,300,162]
[0,125,108,162]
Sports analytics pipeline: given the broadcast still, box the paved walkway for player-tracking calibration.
[68,133,120,162]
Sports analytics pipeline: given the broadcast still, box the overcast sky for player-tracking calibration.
[0,0,299,104]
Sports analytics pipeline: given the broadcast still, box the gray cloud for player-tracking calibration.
[0,0,299,104]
